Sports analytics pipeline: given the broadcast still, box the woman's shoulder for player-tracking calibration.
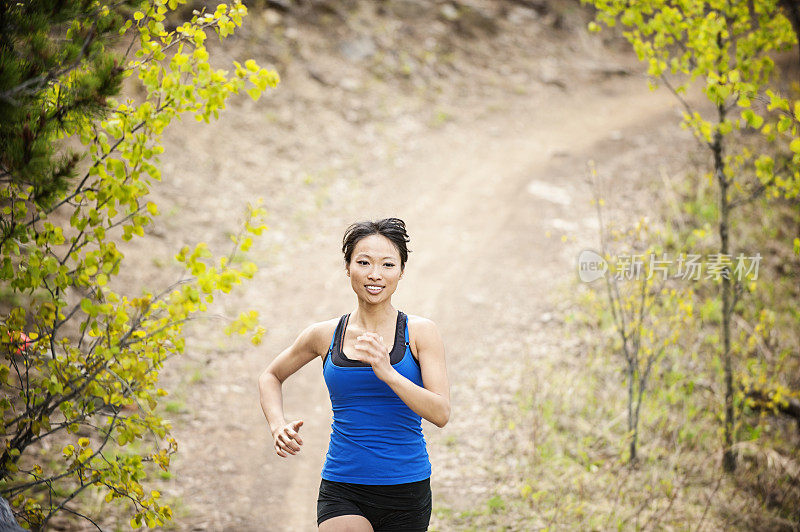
[296,316,343,356]
[404,313,440,340]
[309,316,342,332]
[404,313,438,328]
[404,313,443,360]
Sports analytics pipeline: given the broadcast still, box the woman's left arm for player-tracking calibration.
[353,318,450,427]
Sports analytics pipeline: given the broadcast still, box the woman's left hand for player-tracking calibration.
[352,332,396,382]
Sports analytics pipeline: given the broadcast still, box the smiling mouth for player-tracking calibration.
[365,285,384,294]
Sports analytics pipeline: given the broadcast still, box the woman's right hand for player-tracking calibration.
[272,419,304,457]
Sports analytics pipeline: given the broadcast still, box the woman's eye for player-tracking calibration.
[357,260,369,265]
[384,263,395,268]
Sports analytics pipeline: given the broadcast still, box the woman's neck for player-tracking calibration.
[351,301,397,332]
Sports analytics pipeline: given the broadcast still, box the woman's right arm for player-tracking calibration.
[257,321,329,457]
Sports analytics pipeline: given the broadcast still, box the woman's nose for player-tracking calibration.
[368,267,381,280]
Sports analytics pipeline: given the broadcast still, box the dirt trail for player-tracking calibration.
[95,7,719,527]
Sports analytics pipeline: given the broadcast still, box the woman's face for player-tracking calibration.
[346,233,403,303]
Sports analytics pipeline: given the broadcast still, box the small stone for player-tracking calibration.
[262,9,282,25]
[340,36,377,62]
[339,78,360,91]
[441,4,459,21]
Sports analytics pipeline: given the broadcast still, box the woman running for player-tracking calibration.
[258,217,450,531]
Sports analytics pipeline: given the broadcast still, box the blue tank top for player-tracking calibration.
[321,310,432,484]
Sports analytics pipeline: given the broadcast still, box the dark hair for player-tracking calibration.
[342,218,411,270]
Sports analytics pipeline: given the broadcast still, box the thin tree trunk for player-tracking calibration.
[632,367,649,467]
[628,362,636,462]
[713,100,736,473]
[778,0,800,79]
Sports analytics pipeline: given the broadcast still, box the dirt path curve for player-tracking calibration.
[143,63,705,531]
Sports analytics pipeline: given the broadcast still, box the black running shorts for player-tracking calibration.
[316,477,432,531]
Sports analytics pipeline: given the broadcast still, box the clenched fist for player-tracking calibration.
[272,419,304,457]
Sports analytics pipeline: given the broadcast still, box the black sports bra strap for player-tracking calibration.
[323,314,349,365]
[339,313,351,352]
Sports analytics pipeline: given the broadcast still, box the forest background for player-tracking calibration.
[1,0,799,530]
